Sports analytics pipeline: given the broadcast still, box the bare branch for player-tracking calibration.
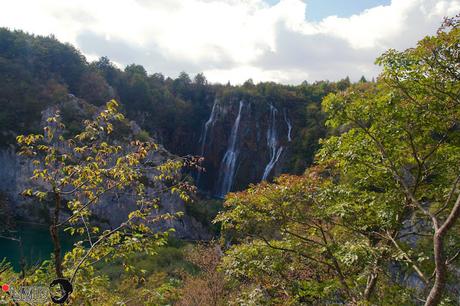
[386,232,429,284]
[81,216,93,247]
[436,174,460,216]
[446,249,460,266]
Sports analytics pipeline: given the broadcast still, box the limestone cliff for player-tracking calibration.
[196,95,297,197]
[0,95,211,240]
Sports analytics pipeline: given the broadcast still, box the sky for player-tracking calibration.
[0,0,459,84]
[267,0,392,21]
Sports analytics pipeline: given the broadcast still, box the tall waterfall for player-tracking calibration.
[283,109,292,142]
[197,99,219,185]
[262,105,284,181]
[199,99,219,156]
[215,100,245,198]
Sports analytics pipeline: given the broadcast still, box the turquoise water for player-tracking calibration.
[0,223,76,271]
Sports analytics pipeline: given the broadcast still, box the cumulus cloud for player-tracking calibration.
[0,0,458,84]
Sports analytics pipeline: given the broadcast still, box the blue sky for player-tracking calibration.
[265,0,391,21]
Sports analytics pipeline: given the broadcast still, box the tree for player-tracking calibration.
[178,71,192,84]
[321,15,460,305]
[92,56,121,86]
[124,64,148,77]
[243,78,254,88]
[177,242,226,305]
[217,15,460,305]
[171,72,192,99]
[17,100,191,302]
[216,167,395,304]
[193,72,207,86]
[359,75,367,83]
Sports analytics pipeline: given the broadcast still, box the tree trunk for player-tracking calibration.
[425,193,460,305]
[18,238,26,279]
[50,191,63,278]
[424,232,447,306]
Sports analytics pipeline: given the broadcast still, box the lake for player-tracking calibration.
[0,222,76,271]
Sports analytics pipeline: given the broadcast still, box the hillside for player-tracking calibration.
[0,27,354,197]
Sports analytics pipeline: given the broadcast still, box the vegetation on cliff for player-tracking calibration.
[0,27,348,175]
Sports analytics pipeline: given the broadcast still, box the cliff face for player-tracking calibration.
[196,96,294,197]
[0,96,211,240]
[0,91,316,237]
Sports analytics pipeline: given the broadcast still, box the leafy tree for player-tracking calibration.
[193,72,208,86]
[216,166,411,304]
[243,78,255,88]
[177,242,227,305]
[92,56,122,86]
[217,15,460,305]
[16,100,191,302]
[322,15,460,305]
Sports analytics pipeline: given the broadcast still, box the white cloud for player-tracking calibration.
[204,65,311,84]
[0,0,458,84]
[316,0,460,49]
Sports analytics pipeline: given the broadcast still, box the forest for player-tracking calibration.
[0,13,459,306]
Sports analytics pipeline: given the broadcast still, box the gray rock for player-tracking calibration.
[0,95,211,241]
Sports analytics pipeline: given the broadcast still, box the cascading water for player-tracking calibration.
[215,100,245,198]
[199,99,219,156]
[262,105,284,181]
[283,109,292,142]
[197,99,219,185]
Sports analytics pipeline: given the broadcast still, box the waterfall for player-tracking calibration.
[283,109,292,142]
[199,99,219,156]
[215,100,245,198]
[196,99,219,185]
[262,105,284,181]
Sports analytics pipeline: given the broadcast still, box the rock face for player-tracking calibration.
[0,96,211,240]
[0,148,41,219]
[197,96,294,197]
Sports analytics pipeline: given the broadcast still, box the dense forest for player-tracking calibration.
[0,26,349,160]
[0,14,459,306]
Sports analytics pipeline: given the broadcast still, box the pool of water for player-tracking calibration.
[0,222,76,271]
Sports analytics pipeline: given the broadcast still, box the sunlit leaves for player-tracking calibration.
[218,17,460,304]
[17,99,191,288]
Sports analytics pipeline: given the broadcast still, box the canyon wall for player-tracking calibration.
[196,95,296,197]
[0,97,211,240]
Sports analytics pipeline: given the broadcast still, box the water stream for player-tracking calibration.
[215,101,245,198]
[283,108,292,142]
[197,99,219,185]
[262,105,284,181]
